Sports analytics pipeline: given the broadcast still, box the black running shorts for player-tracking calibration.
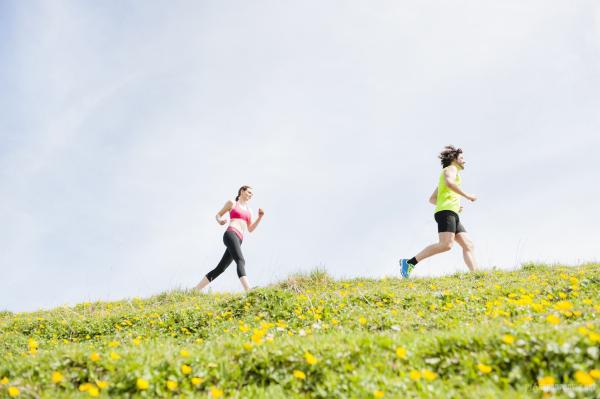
[434,210,467,234]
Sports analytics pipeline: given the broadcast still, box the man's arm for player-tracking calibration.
[429,188,438,205]
[444,166,476,202]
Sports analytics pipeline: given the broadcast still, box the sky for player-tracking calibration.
[1,1,599,313]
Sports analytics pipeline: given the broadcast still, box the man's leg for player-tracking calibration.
[414,232,455,263]
[455,232,477,272]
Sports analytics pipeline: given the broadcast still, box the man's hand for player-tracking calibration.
[465,194,477,202]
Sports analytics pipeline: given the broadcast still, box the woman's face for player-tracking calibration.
[241,188,253,201]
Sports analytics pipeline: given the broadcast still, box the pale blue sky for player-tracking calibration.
[2,1,599,312]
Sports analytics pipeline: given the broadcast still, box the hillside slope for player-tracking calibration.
[1,264,599,398]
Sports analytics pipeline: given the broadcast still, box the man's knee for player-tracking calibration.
[440,242,453,252]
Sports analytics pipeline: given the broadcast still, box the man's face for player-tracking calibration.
[455,153,466,169]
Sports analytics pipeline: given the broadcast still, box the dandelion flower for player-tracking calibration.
[502,335,515,345]
[546,314,560,325]
[191,377,203,386]
[396,347,407,359]
[358,317,367,325]
[89,352,100,362]
[243,342,253,351]
[409,370,421,381]
[166,380,178,391]
[538,376,555,387]
[96,380,108,389]
[423,370,438,381]
[110,351,120,360]
[373,390,385,398]
[8,387,20,397]
[136,378,149,390]
[590,369,600,379]
[304,352,318,365]
[88,386,99,397]
[293,370,306,380]
[51,371,63,384]
[1,377,9,385]
[477,364,492,374]
[210,386,224,398]
[574,371,594,386]
[554,301,573,311]
[181,364,192,375]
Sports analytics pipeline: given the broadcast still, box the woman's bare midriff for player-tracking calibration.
[228,219,248,235]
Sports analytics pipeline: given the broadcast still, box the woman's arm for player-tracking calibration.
[215,200,234,225]
[248,208,264,232]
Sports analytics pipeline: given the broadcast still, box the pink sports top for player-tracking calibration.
[229,202,251,224]
[227,202,251,240]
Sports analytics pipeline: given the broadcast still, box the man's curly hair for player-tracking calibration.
[439,145,463,168]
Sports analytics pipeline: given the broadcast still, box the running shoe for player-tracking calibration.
[400,259,415,278]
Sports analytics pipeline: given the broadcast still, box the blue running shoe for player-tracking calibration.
[400,259,415,278]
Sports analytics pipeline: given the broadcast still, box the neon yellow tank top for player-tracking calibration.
[435,166,461,214]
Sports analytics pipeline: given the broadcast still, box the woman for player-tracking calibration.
[195,185,264,291]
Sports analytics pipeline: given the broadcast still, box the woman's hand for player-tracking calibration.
[258,208,265,217]
[218,219,227,226]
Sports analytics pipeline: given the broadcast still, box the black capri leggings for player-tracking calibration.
[206,230,246,281]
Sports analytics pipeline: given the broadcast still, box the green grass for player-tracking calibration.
[1,264,599,398]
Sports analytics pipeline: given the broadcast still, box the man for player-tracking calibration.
[400,145,478,277]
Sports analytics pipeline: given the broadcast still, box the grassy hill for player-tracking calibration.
[1,263,599,398]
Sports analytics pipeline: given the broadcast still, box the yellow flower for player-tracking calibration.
[8,387,20,397]
[181,364,192,375]
[373,390,385,398]
[590,369,600,379]
[89,352,101,362]
[132,337,141,346]
[51,371,63,384]
[88,386,100,397]
[96,380,109,389]
[110,351,121,360]
[108,341,120,348]
[304,352,318,365]
[166,380,178,391]
[191,377,203,386]
[136,378,149,390]
[293,370,306,380]
[210,386,224,398]
[502,335,515,345]
[409,370,421,381]
[358,317,367,325]
[1,377,9,385]
[546,314,560,325]
[538,376,555,387]
[28,338,39,355]
[396,347,407,359]
[243,342,253,351]
[477,364,492,374]
[423,370,438,381]
[79,383,93,392]
[574,371,594,386]
[554,301,573,311]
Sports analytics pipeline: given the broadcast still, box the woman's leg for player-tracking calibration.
[199,248,234,289]
[223,232,250,291]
